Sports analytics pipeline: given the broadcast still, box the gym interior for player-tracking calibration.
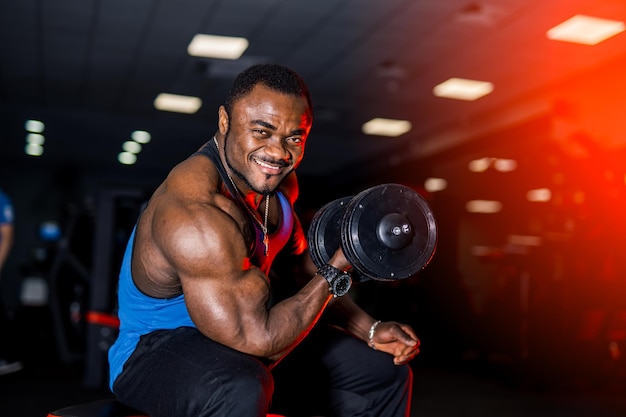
[2,1,626,416]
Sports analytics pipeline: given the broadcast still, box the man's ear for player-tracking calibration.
[218,106,229,134]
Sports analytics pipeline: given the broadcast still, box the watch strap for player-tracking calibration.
[318,264,342,283]
[317,264,351,297]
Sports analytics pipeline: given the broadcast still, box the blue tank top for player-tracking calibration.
[108,191,294,390]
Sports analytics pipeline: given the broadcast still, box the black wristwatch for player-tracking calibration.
[317,264,352,298]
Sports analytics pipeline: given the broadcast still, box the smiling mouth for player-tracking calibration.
[253,157,288,174]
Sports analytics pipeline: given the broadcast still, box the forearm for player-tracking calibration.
[297,246,375,343]
[325,295,376,343]
[263,273,332,361]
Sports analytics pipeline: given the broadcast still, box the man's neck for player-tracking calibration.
[241,189,264,211]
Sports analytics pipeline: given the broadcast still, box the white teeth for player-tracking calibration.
[255,159,279,170]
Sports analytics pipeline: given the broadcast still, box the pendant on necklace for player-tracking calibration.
[262,233,269,256]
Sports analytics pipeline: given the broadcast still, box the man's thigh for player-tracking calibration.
[114,327,273,417]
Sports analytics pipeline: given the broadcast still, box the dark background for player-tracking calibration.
[2,1,626,415]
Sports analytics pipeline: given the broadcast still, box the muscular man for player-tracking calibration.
[108,64,419,417]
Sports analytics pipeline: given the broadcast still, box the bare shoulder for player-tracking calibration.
[133,156,249,296]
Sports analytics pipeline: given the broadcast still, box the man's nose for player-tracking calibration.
[264,137,290,162]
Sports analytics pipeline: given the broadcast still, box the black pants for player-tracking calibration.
[113,326,412,417]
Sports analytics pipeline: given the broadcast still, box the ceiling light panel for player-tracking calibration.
[547,15,625,46]
[187,34,249,59]
[468,157,493,172]
[25,143,44,156]
[465,200,502,213]
[154,93,202,114]
[362,118,412,137]
[527,188,552,202]
[424,177,448,192]
[26,133,45,146]
[132,130,151,144]
[118,152,137,165]
[433,78,494,101]
[493,158,517,172]
[122,141,142,154]
[25,119,45,133]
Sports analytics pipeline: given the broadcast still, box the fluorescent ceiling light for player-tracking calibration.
[465,200,502,213]
[122,141,142,154]
[424,177,447,192]
[118,152,137,165]
[468,157,517,172]
[547,15,625,45]
[187,34,249,59]
[154,93,202,114]
[362,118,412,137]
[468,157,493,172]
[25,143,44,156]
[26,133,45,146]
[527,188,551,202]
[433,78,494,101]
[25,119,45,133]
[132,130,151,144]
[493,158,517,172]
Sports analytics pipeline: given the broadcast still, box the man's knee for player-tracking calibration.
[397,362,413,384]
[367,350,412,385]
[226,368,274,405]
[380,361,412,394]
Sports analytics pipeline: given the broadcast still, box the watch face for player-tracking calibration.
[333,274,351,296]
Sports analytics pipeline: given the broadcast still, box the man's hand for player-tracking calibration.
[370,321,420,365]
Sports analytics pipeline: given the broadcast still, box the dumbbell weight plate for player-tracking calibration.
[341,183,437,281]
[307,196,359,276]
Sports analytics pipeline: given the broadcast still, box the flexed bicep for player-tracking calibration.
[158,203,272,350]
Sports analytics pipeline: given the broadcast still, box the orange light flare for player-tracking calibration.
[547,45,626,242]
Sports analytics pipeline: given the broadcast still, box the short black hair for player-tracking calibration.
[224,64,313,118]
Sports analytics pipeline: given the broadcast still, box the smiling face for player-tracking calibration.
[219,83,313,196]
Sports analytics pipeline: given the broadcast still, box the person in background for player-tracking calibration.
[0,187,22,375]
